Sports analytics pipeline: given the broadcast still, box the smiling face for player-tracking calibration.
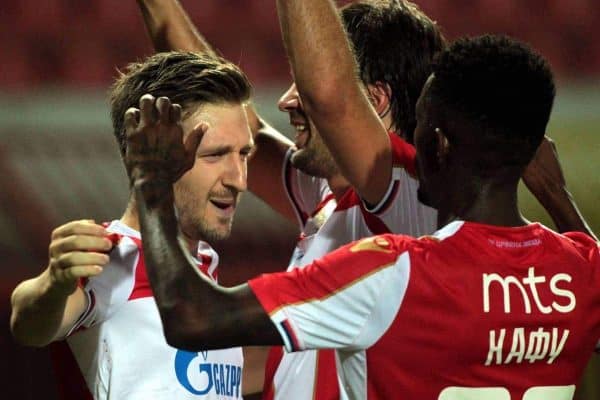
[277,83,340,179]
[174,102,254,242]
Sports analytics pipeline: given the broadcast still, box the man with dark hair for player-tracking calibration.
[124,2,599,399]
[136,1,443,397]
[10,51,254,399]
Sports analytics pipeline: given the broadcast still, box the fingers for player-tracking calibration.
[50,234,113,258]
[48,220,115,285]
[170,103,182,124]
[60,265,104,281]
[124,108,140,134]
[53,251,110,270]
[139,94,157,126]
[156,96,172,125]
[51,220,107,241]
[185,122,208,157]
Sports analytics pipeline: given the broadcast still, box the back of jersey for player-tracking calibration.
[370,221,600,400]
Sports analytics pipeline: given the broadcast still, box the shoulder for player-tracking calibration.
[560,230,600,263]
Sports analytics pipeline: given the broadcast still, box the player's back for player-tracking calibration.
[369,221,600,399]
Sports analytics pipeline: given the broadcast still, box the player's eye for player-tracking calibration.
[200,151,226,162]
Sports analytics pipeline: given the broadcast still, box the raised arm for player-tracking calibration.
[137,0,296,221]
[137,0,215,54]
[276,0,392,205]
[10,220,112,346]
[125,95,281,350]
[523,136,597,240]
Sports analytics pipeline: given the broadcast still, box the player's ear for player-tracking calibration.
[366,82,392,119]
[434,127,450,166]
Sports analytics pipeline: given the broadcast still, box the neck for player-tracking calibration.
[326,174,351,201]
[437,177,527,228]
[121,199,198,252]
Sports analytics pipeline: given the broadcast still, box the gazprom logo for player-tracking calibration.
[174,350,242,398]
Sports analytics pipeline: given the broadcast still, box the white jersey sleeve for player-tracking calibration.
[249,235,412,352]
[66,236,140,336]
[362,132,437,237]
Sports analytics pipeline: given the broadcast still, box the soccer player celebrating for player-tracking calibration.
[125,4,599,400]
[136,1,443,397]
[10,52,254,399]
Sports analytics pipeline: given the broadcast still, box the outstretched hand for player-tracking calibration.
[47,220,114,294]
[124,94,206,186]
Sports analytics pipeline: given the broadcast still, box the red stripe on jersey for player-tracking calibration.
[262,346,284,400]
[50,342,94,400]
[334,187,361,212]
[311,193,336,217]
[332,188,392,234]
[360,205,392,234]
[129,252,153,300]
[124,235,216,300]
[313,350,340,400]
[388,132,416,177]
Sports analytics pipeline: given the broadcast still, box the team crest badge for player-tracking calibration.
[350,236,393,253]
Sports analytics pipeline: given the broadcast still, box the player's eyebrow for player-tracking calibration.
[199,143,255,155]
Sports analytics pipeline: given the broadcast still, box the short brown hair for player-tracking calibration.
[109,51,252,157]
[341,0,445,141]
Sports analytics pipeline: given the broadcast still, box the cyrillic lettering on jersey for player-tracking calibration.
[481,267,575,366]
[485,328,569,366]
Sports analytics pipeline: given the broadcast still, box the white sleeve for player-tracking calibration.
[251,242,412,352]
[282,148,330,227]
[366,168,437,238]
[66,237,140,335]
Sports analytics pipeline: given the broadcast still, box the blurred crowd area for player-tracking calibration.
[1,0,600,90]
[1,1,599,399]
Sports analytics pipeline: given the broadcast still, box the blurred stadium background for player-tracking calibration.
[1,0,598,398]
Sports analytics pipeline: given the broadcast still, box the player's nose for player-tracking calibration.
[222,154,247,193]
[278,83,301,112]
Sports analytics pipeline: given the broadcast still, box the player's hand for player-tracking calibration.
[123,94,206,185]
[47,220,114,295]
[522,136,565,199]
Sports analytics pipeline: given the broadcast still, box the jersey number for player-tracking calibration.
[438,385,575,400]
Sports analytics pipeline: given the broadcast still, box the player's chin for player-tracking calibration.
[212,219,234,240]
[290,148,314,171]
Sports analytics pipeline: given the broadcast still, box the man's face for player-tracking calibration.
[414,76,444,209]
[278,83,339,179]
[175,102,254,243]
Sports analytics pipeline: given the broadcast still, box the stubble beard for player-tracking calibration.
[290,141,339,179]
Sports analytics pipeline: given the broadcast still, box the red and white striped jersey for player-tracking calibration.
[263,133,437,399]
[51,220,244,400]
[250,222,600,400]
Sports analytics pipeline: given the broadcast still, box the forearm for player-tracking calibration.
[533,183,597,240]
[10,270,73,346]
[276,0,392,204]
[137,0,215,54]
[277,0,359,111]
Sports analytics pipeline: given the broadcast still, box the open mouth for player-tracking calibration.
[210,199,234,210]
[292,123,310,149]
